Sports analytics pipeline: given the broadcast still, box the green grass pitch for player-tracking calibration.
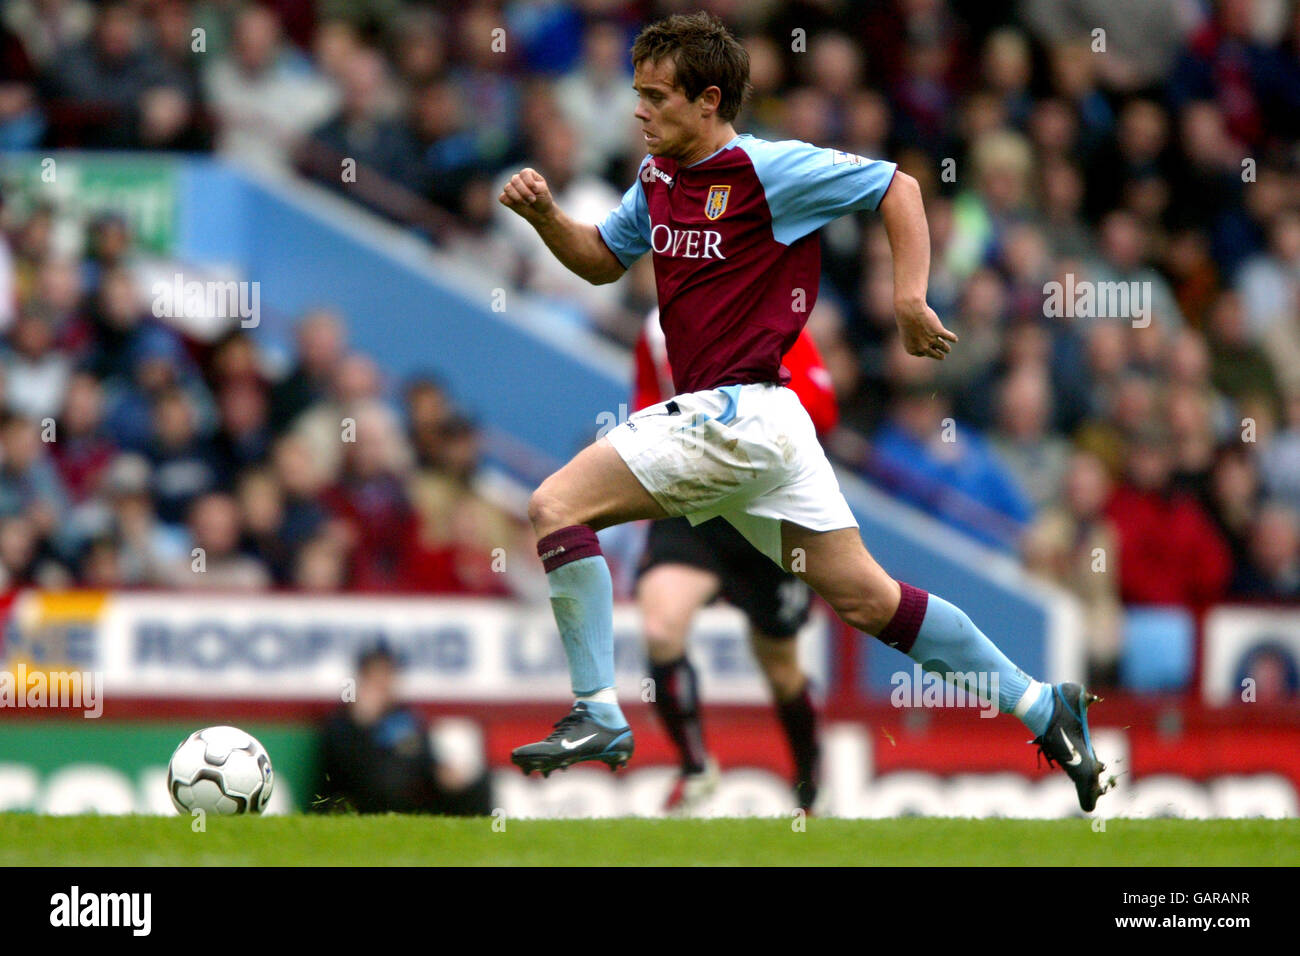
[2,815,1298,866]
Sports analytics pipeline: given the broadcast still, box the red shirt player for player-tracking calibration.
[632,308,838,435]
[632,306,839,812]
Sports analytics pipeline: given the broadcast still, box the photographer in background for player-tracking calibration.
[315,642,491,815]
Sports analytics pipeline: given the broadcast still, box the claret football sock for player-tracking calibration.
[537,526,625,727]
[877,582,1056,737]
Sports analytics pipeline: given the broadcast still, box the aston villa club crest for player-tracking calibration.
[705,185,731,220]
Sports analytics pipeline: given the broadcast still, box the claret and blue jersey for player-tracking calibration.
[596,133,897,395]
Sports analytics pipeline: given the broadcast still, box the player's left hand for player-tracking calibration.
[896,301,958,361]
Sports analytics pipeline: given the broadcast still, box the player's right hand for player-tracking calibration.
[896,300,959,361]
[498,167,554,221]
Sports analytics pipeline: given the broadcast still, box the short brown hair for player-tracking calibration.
[631,12,751,123]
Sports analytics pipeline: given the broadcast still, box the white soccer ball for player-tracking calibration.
[167,725,274,816]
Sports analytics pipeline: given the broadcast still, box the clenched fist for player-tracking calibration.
[498,167,555,223]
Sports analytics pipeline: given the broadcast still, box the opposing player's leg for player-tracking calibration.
[779,523,1108,811]
[512,439,669,776]
[637,545,722,813]
[715,521,822,812]
[749,630,821,811]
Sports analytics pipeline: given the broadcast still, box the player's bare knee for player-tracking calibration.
[528,483,570,537]
[832,591,894,637]
[641,603,689,661]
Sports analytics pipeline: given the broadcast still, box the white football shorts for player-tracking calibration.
[604,382,858,566]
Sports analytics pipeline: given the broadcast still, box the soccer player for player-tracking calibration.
[499,12,1107,812]
[634,308,835,814]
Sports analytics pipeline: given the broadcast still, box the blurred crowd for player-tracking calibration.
[0,205,538,597]
[1,0,1299,687]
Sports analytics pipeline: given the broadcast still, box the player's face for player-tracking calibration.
[633,58,709,160]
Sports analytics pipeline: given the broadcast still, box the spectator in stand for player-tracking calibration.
[78,533,125,588]
[3,305,70,420]
[1206,290,1281,410]
[449,1,523,169]
[981,28,1034,130]
[291,351,385,482]
[270,433,333,561]
[132,2,208,152]
[946,129,1034,281]
[157,490,269,590]
[1106,425,1232,611]
[99,452,185,585]
[390,7,446,88]
[443,174,526,283]
[0,411,69,546]
[1237,210,1300,393]
[868,385,1034,550]
[299,45,413,207]
[321,404,415,591]
[1023,0,1187,95]
[3,1,94,71]
[404,376,453,453]
[315,641,492,815]
[50,370,116,503]
[292,531,348,593]
[81,264,141,386]
[1024,450,1123,687]
[211,378,271,488]
[269,308,346,435]
[1086,209,1185,330]
[1206,442,1263,573]
[554,18,637,181]
[1232,503,1300,601]
[494,116,626,338]
[403,76,482,216]
[0,16,43,150]
[204,3,338,173]
[30,255,92,357]
[144,386,221,528]
[40,1,172,147]
[406,413,531,597]
[989,364,1070,511]
[0,513,66,587]
[1259,390,1300,511]
[236,467,292,586]
[1166,384,1219,499]
[891,30,956,156]
[103,321,208,454]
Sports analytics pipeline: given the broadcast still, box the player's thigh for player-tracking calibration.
[529,437,668,536]
[780,523,901,636]
[637,562,721,660]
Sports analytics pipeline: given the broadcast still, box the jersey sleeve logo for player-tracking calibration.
[831,149,866,166]
[704,185,731,220]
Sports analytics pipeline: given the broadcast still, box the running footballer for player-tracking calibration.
[498,12,1107,812]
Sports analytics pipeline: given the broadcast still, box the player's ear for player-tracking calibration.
[696,84,723,117]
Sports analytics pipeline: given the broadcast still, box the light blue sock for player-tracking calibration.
[547,555,626,727]
[908,593,1056,736]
